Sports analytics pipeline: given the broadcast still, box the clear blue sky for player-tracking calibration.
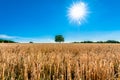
[0,0,120,42]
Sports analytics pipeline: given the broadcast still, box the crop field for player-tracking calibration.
[0,43,120,80]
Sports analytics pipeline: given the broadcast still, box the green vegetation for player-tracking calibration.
[96,41,104,43]
[105,40,119,43]
[55,35,64,42]
[81,41,93,43]
[0,39,16,43]
[73,40,120,43]
[29,41,33,43]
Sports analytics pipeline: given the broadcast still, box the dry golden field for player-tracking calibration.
[0,43,120,80]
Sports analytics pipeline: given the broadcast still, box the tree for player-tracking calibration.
[81,41,93,43]
[96,41,104,43]
[105,40,119,43]
[55,35,64,42]
[0,39,16,43]
[29,41,33,43]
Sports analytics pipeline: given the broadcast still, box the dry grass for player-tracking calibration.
[0,43,120,80]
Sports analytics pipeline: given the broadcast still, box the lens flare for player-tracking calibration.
[67,1,89,25]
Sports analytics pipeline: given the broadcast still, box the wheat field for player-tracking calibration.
[0,43,120,80]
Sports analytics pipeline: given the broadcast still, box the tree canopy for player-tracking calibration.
[73,40,120,43]
[0,39,16,43]
[55,35,64,42]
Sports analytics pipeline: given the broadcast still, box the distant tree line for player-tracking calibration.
[54,35,120,43]
[73,40,120,43]
[0,39,16,43]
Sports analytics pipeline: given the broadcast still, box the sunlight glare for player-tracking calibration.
[68,2,89,25]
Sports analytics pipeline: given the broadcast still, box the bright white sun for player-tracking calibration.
[68,1,89,25]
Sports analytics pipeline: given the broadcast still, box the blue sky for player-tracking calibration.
[0,0,120,42]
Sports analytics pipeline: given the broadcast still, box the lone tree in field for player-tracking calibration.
[55,35,64,43]
[29,41,33,43]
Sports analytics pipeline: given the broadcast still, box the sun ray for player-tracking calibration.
[67,1,89,25]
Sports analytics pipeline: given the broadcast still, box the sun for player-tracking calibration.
[67,1,89,25]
